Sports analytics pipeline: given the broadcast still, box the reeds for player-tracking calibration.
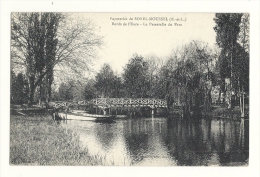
[10,115,114,165]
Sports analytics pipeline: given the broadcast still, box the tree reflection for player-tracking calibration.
[165,118,211,165]
[213,119,249,165]
[63,116,248,166]
[164,117,249,166]
[125,134,149,163]
[93,123,117,152]
[123,119,149,163]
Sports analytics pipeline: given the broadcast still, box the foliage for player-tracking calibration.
[11,13,62,105]
[144,55,166,98]
[214,14,242,49]
[213,13,243,88]
[238,13,250,53]
[10,13,249,118]
[160,41,218,115]
[236,13,250,93]
[56,80,86,101]
[11,71,29,104]
[123,54,150,98]
[214,13,249,112]
[57,82,74,101]
[94,63,123,98]
[11,12,102,105]
[84,79,97,100]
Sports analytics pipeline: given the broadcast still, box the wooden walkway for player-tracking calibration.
[49,98,167,109]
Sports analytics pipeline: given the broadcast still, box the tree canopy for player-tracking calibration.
[11,12,102,105]
[123,55,150,98]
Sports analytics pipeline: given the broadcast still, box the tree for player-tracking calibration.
[112,75,124,98]
[214,13,243,108]
[238,14,250,53]
[11,12,102,105]
[161,41,217,116]
[144,55,166,98]
[237,13,250,117]
[94,63,116,98]
[12,13,62,105]
[11,72,29,104]
[54,13,102,80]
[11,71,16,103]
[84,79,97,100]
[94,64,124,98]
[214,13,249,118]
[123,54,150,98]
[58,81,74,101]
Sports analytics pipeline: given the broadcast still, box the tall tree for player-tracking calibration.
[94,63,115,98]
[161,41,217,116]
[11,72,29,104]
[123,54,150,98]
[236,13,250,117]
[84,79,97,100]
[11,13,62,105]
[11,70,16,104]
[11,12,102,105]
[58,81,75,101]
[144,55,166,98]
[94,64,123,98]
[238,14,250,53]
[214,13,243,108]
[111,75,124,98]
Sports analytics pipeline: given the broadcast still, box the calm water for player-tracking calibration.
[61,117,249,166]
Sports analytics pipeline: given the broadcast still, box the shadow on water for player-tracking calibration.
[61,115,249,166]
[165,116,249,166]
[123,119,150,163]
[93,123,117,151]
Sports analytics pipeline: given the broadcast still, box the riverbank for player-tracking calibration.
[10,111,111,165]
[210,105,249,119]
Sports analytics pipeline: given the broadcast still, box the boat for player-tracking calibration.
[114,115,128,119]
[56,110,113,121]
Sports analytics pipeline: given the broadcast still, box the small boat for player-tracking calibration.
[56,110,113,121]
[114,115,128,119]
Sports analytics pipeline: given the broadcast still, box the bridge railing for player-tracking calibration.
[90,98,167,106]
[49,98,167,108]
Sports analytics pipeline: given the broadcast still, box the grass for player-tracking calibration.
[10,112,115,166]
[210,105,249,119]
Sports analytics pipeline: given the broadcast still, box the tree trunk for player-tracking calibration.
[242,93,245,117]
[38,97,42,107]
[218,89,222,104]
[46,80,52,103]
[227,93,232,109]
[39,84,43,107]
[229,40,236,109]
[240,90,245,118]
[28,85,36,106]
[177,87,181,106]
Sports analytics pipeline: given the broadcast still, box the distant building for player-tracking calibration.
[211,85,223,104]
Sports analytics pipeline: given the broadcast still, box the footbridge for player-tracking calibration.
[49,98,167,115]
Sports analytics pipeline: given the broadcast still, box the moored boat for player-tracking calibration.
[114,115,128,119]
[56,110,113,121]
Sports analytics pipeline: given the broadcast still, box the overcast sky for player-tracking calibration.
[78,13,217,75]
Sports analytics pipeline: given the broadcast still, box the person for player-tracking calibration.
[52,108,56,120]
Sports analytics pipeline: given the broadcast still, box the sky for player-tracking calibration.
[77,13,217,74]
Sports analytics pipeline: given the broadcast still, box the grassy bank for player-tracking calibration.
[10,112,109,165]
[210,105,249,119]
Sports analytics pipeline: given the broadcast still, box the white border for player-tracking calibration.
[1,1,259,177]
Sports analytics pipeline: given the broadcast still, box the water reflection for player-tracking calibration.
[61,117,249,166]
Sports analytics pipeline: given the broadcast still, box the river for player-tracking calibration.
[61,117,249,166]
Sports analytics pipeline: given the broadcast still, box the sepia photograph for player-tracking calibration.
[1,1,260,177]
[9,12,249,166]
